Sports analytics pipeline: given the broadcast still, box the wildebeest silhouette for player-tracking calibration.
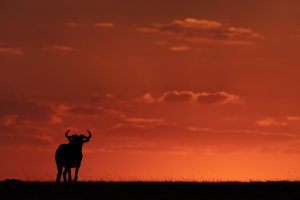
[55,130,92,183]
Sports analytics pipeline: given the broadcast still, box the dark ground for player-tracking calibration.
[1,180,300,200]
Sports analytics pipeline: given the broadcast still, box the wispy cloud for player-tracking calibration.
[137,91,242,105]
[101,122,297,154]
[0,47,24,55]
[42,45,76,54]
[93,22,115,28]
[169,45,190,52]
[65,22,78,27]
[138,18,264,45]
[256,116,300,127]
[256,118,287,127]
[285,116,300,121]
[67,105,105,115]
[0,127,54,146]
[0,99,55,125]
[65,22,115,28]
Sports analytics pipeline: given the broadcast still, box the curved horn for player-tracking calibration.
[85,130,92,139]
[65,129,72,138]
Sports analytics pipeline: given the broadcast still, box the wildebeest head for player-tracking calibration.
[65,130,92,144]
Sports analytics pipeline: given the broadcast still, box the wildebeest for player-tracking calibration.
[55,130,92,183]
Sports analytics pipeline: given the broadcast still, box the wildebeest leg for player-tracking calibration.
[63,167,69,182]
[68,168,72,183]
[56,165,62,183]
[74,164,80,183]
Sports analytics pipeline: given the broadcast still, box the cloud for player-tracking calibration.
[137,91,241,105]
[89,93,118,107]
[285,116,300,121]
[62,97,168,131]
[161,91,193,103]
[122,117,166,129]
[100,123,297,154]
[136,93,157,104]
[106,119,166,131]
[62,94,121,117]
[125,117,165,124]
[1,115,18,126]
[64,100,168,128]
[0,99,55,124]
[103,109,167,129]
[93,22,115,28]
[169,45,190,52]
[65,22,115,29]
[96,141,191,155]
[67,105,105,116]
[173,18,222,29]
[256,116,300,127]
[196,91,241,104]
[42,45,76,54]
[62,93,165,128]
[0,120,54,146]
[0,94,59,147]
[256,118,287,127]
[65,22,78,27]
[0,134,53,146]
[0,47,24,55]
[138,18,264,45]
[49,115,63,124]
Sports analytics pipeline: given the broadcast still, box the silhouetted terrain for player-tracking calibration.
[1,180,300,200]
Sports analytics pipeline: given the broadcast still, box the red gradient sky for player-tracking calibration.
[1,0,300,181]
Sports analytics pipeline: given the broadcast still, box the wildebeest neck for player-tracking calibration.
[69,142,83,152]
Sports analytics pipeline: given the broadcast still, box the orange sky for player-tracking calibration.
[1,0,300,181]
